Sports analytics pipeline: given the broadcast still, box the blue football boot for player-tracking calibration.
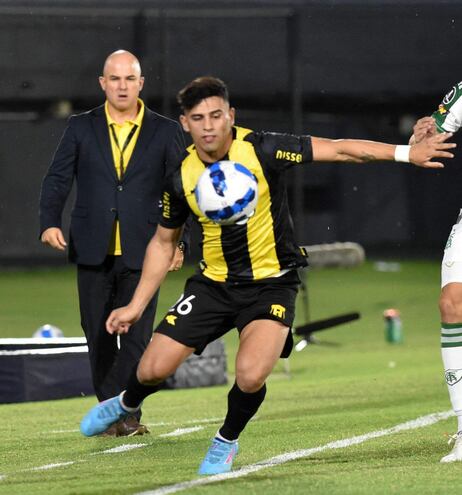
[80,394,129,437]
[198,437,239,475]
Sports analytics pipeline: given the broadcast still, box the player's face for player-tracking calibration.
[99,54,144,115]
[180,96,235,162]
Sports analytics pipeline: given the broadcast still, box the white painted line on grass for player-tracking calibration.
[49,428,79,433]
[0,423,208,481]
[134,409,454,495]
[159,426,204,438]
[49,417,223,434]
[183,417,223,425]
[0,460,84,481]
[95,443,147,455]
[30,461,76,471]
[146,417,223,428]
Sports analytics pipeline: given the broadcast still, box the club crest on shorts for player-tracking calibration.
[445,369,462,386]
[270,304,286,318]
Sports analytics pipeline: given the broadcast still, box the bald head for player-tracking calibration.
[102,50,142,77]
[99,50,144,119]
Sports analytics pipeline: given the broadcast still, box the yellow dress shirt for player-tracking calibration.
[105,99,145,255]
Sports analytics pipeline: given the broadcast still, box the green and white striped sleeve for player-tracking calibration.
[432,82,462,133]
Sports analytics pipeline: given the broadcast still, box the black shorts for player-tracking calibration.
[155,270,300,358]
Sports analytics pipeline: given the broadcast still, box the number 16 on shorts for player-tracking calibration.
[169,293,197,316]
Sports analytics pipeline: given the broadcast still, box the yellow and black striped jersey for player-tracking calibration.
[160,126,313,282]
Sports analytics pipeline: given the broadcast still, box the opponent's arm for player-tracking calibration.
[432,82,462,133]
[311,132,455,168]
[409,116,437,145]
[410,82,462,145]
[106,225,182,334]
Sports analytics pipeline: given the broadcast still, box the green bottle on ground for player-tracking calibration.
[383,308,403,344]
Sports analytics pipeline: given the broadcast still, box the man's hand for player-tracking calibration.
[40,227,67,251]
[409,132,456,168]
[410,116,437,144]
[168,246,185,272]
[106,305,143,335]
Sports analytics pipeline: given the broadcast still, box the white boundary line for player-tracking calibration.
[0,424,206,481]
[94,444,147,455]
[49,417,224,434]
[0,410,454,488]
[30,461,76,471]
[134,409,454,495]
[159,426,204,438]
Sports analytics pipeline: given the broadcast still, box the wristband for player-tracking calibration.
[394,145,411,163]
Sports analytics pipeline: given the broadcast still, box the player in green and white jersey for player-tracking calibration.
[412,82,462,463]
[433,82,462,133]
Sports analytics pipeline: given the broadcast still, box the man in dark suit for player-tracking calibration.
[39,50,187,436]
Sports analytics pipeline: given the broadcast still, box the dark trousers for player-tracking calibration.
[77,256,158,418]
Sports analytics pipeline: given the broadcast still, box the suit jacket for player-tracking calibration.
[39,104,187,270]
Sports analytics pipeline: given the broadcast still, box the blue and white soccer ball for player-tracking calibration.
[33,324,64,338]
[194,161,258,225]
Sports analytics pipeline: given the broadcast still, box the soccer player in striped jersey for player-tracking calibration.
[81,76,454,475]
[411,82,462,463]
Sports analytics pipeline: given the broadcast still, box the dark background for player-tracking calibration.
[1,0,460,264]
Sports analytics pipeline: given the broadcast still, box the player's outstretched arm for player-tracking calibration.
[311,132,455,168]
[409,132,455,168]
[106,225,182,335]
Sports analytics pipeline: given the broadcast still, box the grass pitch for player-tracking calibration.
[0,260,458,494]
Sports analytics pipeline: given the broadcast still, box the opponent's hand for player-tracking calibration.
[40,227,67,251]
[411,116,437,144]
[409,132,456,168]
[106,305,142,335]
[168,246,185,272]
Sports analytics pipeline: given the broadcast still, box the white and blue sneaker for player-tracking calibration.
[80,393,129,437]
[441,431,462,463]
[198,437,238,475]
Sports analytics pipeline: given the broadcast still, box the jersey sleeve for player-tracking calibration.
[165,123,187,174]
[245,131,313,170]
[159,170,190,229]
[432,82,462,133]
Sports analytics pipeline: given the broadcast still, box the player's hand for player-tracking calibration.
[106,305,142,335]
[409,132,456,168]
[168,246,185,272]
[40,227,67,251]
[410,116,437,144]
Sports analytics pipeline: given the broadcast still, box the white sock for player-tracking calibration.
[215,430,237,443]
[118,391,141,413]
[441,324,462,418]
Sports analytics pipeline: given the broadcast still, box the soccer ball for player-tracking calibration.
[194,161,258,225]
[33,324,64,338]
